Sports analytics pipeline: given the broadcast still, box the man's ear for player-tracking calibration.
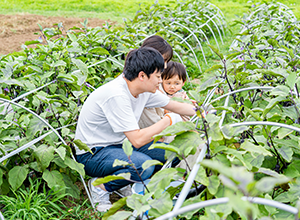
[138,71,145,81]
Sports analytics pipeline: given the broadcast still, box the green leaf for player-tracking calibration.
[53,156,68,168]
[278,145,293,162]
[256,175,290,192]
[226,191,253,219]
[149,143,180,154]
[8,165,29,191]
[52,60,66,68]
[89,47,110,55]
[153,121,195,142]
[55,146,66,160]
[225,148,252,170]
[170,132,204,157]
[207,123,223,141]
[0,79,23,86]
[24,40,41,46]
[73,139,93,154]
[27,117,48,138]
[207,175,220,195]
[102,197,128,220]
[240,140,272,157]
[142,160,163,171]
[64,157,85,177]
[263,96,286,118]
[244,153,264,168]
[218,174,238,191]
[208,44,224,59]
[201,159,231,175]
[194,166,209,186]
[269,85,290,97]
[62,173,80,199]
[274,192,294,203]
[204,64,223,73]
[71,58,88,75]
[222,125,248,139]
[57,73,75,83]
[179,196,203,219]
[244,106,262,121]
[126,194,151,216]
[42,170,65,189]
[277,127,293,139]
[33,144,55,171]
[67,33,77,42]
[284,161,300,178]
[0,169,3,187]
[205,114,220,126]
[264,194,278,215]
[113,159,130,167]
[148,192,173,216]
[122,139,133,157]
[72,70,88,86]
[93,173,131,185]
[257,168,280,177]
[107,211,132,220]
[147,168,178,194]
[286,72,297,89]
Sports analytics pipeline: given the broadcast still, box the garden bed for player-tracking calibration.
[0,14,113,55]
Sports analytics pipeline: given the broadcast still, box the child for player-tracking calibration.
[161,61,193,122]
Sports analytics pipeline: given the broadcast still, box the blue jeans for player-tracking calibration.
[76,141,180,192]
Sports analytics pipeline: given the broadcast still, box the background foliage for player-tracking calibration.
[1,0,300,219]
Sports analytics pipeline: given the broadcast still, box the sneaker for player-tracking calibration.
[88,177,112,212]
[116,185,132,197]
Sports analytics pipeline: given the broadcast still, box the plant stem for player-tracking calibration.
[264,127,287,171]
[128,157,150,194]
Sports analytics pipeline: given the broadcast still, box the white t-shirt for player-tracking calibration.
[75,74,170,155]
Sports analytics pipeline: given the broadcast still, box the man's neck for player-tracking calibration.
[124,77,142,98]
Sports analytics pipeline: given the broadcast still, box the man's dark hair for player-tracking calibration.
[141,35,173,63]
[162,61,187,82]
[123,47,165,81]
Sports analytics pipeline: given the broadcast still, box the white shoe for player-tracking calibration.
[116,185,132,197]
[88,177,112,212]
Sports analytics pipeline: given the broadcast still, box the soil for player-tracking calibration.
[0,13,114,55]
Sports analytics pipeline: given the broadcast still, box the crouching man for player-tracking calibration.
[75,47,195,212]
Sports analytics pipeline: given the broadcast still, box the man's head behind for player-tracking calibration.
[123,47,165,81]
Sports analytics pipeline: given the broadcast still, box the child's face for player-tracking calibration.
[162,75,185,95]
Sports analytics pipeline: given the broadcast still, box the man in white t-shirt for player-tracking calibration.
[75,47,195,212]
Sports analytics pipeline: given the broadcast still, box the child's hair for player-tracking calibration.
[123,47,164,81]
[162,61,187,82]
[141,35,173,62]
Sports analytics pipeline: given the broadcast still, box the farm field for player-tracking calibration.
[1,0,300,219]
[0,0,299,55]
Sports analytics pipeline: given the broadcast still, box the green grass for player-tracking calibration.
[0,0,174,22]
[0,0,298,23]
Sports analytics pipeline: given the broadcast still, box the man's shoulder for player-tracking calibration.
[95,76,126,93]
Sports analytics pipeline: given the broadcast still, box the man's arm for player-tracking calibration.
[163,100,195,116]
[124,116,171,148]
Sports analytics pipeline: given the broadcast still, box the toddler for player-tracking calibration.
[161,61,193,121]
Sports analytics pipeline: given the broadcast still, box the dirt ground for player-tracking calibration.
[0,14,112,55]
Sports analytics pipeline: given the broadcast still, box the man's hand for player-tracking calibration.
[163,100,195,116]
[164,113,182,125]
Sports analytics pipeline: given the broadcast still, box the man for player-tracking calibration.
[75,47,195,212]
